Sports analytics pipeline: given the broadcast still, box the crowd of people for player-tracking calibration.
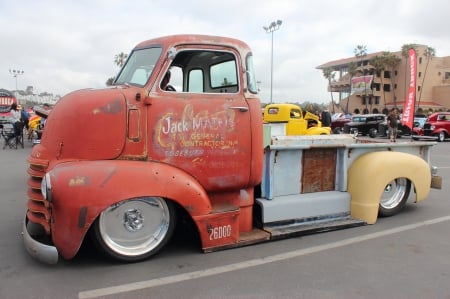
[2,102,51,148]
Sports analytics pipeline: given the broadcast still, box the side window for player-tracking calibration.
[290,109,301,119]
[188,69,204,92]
[267,107,279,114]
[210,60,238,92]
[168,66,183,91]
[169,49,238,93]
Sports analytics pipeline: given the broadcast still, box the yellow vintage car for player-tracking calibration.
[263,103,331,135]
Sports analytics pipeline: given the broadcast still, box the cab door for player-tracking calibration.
[148,47,252,192]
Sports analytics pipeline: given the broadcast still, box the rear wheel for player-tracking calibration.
[91,197,176,262]
[369,128,377,138]
[332,127,342,134]
[379,178,411,217]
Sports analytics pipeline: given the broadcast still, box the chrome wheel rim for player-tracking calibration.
[380,178,408,210]
[98,197,171,257]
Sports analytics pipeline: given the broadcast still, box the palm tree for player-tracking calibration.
[106,52,129,86]
[346,62,357,114]
[354,45,368,111]
[417,46,436,109]
[370,55,386,111]
[106,77,115,86]
[383,51,401,110]
[114,52,129,67]
[322,67,336,113]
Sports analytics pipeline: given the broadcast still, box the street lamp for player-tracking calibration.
[9,69,24,97]
[263,20,282,103]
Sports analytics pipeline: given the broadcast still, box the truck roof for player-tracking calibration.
[134,34,252,55]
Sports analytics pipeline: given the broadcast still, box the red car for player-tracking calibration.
[331,114,351,134]
[414,112,450,142]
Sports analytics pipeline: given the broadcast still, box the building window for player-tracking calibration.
[418,86,421,91]
[362,97,366,105]
[373,83,381,91]
[445,72,450,80]
[394,83,397,89]
[419,57,422,64]
[375,96,380,105]
[394,70,398,76]
[418,72,422,78]
[383,84,391,92]
[384,71,391,78]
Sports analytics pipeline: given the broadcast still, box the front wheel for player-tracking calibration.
[379,178,411,217]
[437,131,446,142]
[91,197,176,262]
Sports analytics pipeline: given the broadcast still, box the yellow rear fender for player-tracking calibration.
[348,151,431,224]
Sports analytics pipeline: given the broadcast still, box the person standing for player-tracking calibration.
[321,110,332,127]
[387,108,399,142]
[20,105,30,131]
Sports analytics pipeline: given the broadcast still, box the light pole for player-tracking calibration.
[263,20,282,103]
[9,69,24,98]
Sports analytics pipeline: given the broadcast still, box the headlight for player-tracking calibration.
[41,172,52,202]
[430,125,435,130]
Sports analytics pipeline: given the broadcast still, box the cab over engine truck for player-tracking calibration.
[24,35,442,264]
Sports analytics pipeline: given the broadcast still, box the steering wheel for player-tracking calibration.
[165,85,176,92]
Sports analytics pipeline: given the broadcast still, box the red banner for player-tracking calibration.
[401,48,416,129]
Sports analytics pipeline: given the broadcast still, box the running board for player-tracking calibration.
[264,217,366,240]
[203,217,366,253]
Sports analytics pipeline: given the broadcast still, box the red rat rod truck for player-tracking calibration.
[24,35,442,264]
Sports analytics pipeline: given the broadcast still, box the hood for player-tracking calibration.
[39,88,127,160]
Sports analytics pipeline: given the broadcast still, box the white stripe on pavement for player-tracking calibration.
[79,215,450,299]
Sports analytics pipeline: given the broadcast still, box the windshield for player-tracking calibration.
[114,47,163,87]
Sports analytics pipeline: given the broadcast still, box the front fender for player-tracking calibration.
[306,127,331,135]
[48,160,211,259]
[434,128,449,135]
[348,151,431,224]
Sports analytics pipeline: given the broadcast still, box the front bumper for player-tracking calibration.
[23,217,59,264]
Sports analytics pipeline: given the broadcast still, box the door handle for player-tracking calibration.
[229,106,249,112]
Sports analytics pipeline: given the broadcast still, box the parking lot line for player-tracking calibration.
[78,215,450,299]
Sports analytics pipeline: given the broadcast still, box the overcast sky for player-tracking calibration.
[1,0,449,104]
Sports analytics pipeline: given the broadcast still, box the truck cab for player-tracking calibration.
[25,34,263,263]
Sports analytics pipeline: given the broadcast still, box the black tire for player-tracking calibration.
[90,197,176,262]
[379,178,411,217]
[332,127,342,134]
[369,128,377,138]
[437,131,446,142]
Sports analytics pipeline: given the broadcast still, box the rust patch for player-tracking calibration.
[302,148,336,193]
[78,206,88,228]
[92,98,123,115]
[68,176,89,187]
